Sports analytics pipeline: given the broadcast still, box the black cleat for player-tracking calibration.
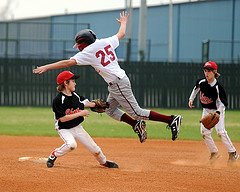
[101,160,119,168]
[133,120,147,143]
[46,155,57,168]
[167,115,182,141]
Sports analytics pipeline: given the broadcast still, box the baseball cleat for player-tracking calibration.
[133,120,147,143]
[168,115,182,141]
[101,160,119,168]
[46,155,57,168]
[228,151,239,163]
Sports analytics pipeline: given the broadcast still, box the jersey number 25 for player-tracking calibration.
[95,45,116,67]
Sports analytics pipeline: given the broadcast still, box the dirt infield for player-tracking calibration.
[1,136,240,192]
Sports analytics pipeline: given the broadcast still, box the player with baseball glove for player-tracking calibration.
[46,71,118,169]
[188,61,239,164]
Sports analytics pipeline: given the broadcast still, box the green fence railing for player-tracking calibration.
[0,59,240,109]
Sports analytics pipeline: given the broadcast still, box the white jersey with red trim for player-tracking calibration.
[71,34,150,121]
[70,35,126,84]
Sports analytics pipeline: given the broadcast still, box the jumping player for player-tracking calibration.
[47,70,118,168]
[188,61,239,164]
[33,11,182,143]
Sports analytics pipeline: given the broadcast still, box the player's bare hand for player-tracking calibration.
[188,100,195,108]
[116,11,129,24]
[33,66,48,74]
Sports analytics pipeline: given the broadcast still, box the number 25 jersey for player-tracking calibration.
[70,35,126,84]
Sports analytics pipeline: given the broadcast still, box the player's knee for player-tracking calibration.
[105,107,116,117]
[105,108,111,115]
[217,130,227,138]
[201,131,210,140]
[68,142,77,150]
[105,108,122,121]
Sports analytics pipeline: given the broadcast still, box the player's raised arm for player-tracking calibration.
[116,11,129,40]
[33,59,77,74]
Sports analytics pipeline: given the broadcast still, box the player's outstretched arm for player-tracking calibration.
[33,59,77,74]
[116,11,129,40]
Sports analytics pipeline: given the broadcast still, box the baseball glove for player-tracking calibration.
[200,111,220,130]
[90,99,109,113]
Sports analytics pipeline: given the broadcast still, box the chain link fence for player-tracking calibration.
[202,40,240,64]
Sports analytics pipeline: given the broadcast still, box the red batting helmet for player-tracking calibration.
[73,29,96,51]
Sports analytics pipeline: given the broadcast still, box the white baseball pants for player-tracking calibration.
[106,75,150,121]
[201,108,236,153]
[53,124,106,165]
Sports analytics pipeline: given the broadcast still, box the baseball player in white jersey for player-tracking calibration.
[33,11,182,143]
[46,70,118,168]
[188,61,239,164]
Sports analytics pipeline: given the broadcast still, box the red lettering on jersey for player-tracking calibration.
[200,92,213,104]
[65,108,81,115]
[95,44,116,67]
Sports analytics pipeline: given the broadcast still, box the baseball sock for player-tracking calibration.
[148,111,172,124]
[120,113,136,127]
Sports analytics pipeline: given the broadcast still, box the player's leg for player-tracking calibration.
[148,111,182,141]
[215,110,239,163]
[106,92,147,143]
[201,127,219,162]
[108,76,182,140]
[73,125,118,168]
[47,129,77,168]
[107,76,150,119]
[201,109,219,163]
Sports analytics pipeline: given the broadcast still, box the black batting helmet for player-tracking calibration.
[73,29,96,51]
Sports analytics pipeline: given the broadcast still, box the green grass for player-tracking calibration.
[1,107,240,141]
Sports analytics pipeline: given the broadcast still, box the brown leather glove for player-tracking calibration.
[200,111,220,130]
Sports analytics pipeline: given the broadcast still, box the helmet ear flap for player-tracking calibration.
[77,42,89,51]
